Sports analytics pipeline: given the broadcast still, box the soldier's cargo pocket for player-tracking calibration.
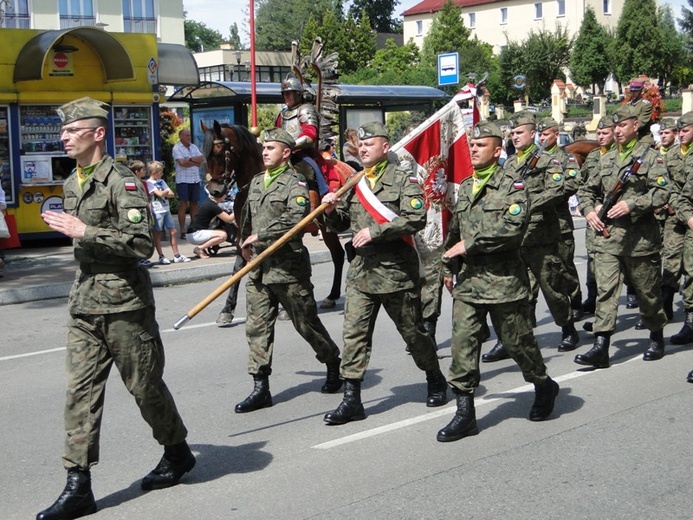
[138,329,165,381]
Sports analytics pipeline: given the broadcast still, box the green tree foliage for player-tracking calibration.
[680,0,693,38]
[349,0,402,33]
[488,40,525,107]
[184,19,224,52]
[255,0,333,51]
[228,22,243,50]
[656,6,685,89]
[521,25,572,101]
[613,0,661,84]
[341,38,427,84]
[420,0,470,66]
[569,6,612,93]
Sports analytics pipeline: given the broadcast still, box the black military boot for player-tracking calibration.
[626,290,639,309]
[422,317,438,347]
[480,321,491,342]
[37,469,97,520]
[671,311,693,345]
[574,333,610,368]
[235,375,272,413]
[643,329,665,361]
[324,379,366,425]
[141,441,196,490]
[436,393,479,442]
[662,286,676,320]
[425,369,448,407]
[557,323,579,352]
[321,358,343,393]
[529,378,560,421]
[572,302,585,322]
[582,280,597,315]
[687,369,693,383]
[634,317,646,330]
[481,341,509,363]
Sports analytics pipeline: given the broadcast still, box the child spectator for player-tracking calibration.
[146,160,191,264]
[129,160,154,268]
[187,180,235,259]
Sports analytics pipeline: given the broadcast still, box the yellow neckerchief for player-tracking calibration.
[472,163,496,199]
[264,164,289,189]
[546,144,558,154]
[682,144,690,156]
[76,161,101,190]
[364,159,388,189]
[660,145,670,157]
[618,138,638,162]
[600,143,615,155]
[517,143,536,165]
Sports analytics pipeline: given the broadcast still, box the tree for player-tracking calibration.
[521,25,573,101]
[569,6,612,93]
[255,0,333,51]
[349,0,401,34]
[228,22,243,50]
[420,0,471,67]
[613,0,661,84]
[184,19,224,52]
[680,0,693,37]
[656,5,685,90]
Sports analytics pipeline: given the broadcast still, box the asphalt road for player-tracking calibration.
[2,232,692,520]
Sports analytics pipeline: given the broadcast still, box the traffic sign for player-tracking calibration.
[147,56,159,85]
[438,52,459,87]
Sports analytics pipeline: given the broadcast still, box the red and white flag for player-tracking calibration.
[391,98,473,250]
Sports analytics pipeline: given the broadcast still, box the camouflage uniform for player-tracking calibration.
[443,164,549,393]
[324,161,440,380]
[503,146,573,327]
[241,164,340,375]
[61,155,187,470]
[578,140,670,334]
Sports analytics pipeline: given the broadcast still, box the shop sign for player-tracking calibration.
[49,51,74,77]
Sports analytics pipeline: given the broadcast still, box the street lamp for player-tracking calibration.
[235,50,242,81]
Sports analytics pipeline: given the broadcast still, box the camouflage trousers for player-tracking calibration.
[558,232,582,305]
[679,232,693,309]
[63,307,188,471]
[245,277,340,375]
[418,244,444,321]
[661,218,686,291]
[448,298,548,394]
[593,252,667,334]
[340,284,440,380]
[521,243,572,326]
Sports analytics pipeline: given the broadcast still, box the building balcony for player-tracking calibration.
[124,17,157,34]
[60,15,96,29]
[1,13,30,29]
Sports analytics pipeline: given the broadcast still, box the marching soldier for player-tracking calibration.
[668,112,693,347]
[537,117,584,319]
[39,98,194,520]
[658,118,678,157]
[235,128,342,413]
[483,111,579,363]
[321,121,448,425]
[580,117,616,315]
[627,78,654,146]
[436,122,559,442]
[575,105,669,368]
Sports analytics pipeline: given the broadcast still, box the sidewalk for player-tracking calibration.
[0,233,334,306]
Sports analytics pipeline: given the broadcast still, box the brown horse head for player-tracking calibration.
[563,140,599,168]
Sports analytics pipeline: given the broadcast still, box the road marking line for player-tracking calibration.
[0,347,65,362]
[313,360,637,450]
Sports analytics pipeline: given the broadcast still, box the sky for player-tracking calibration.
[182,0,689,41]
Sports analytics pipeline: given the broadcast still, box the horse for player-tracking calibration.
[201,120,347,309]
[564,139,599,168]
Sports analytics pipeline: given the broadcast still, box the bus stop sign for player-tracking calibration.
[438,53,459,87]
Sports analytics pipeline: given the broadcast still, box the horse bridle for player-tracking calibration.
[212,133,240,184]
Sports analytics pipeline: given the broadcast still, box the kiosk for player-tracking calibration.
[0,27,198,241]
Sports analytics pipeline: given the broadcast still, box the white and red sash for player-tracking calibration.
[353,176,414,248]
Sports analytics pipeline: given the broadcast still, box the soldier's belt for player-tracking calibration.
[465,250,520,267]
[80,262,139,274]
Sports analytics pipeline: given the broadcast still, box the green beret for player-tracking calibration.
[56,97,110,125]
[262,128,296,149]
[472,121,502,139]
[358,121,389,140]
[508,111,536,129]
[597,116,614,130]
[537,117,559,132]
[659,118,677,131]
[612,105,639,123]
[677,111,693,129]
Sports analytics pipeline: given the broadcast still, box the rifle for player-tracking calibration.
[595,148,649,239]
[172,170,365,330]
[517,142,546,180]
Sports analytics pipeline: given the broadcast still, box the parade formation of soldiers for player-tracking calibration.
[36,74,693,519]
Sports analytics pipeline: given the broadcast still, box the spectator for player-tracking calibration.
[342,128,362,170]
[129,160,154,268]
[186,180,235,259]
[146,160,191,264]
[172,129,204,238]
